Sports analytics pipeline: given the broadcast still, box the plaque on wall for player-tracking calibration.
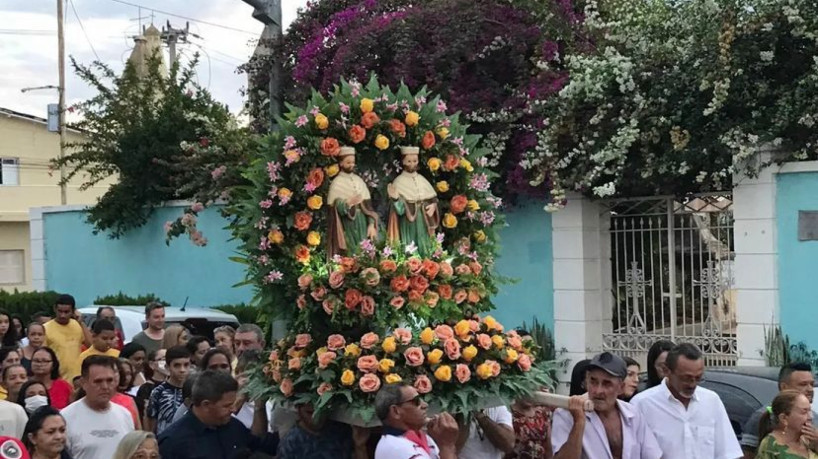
[798,211,818,241]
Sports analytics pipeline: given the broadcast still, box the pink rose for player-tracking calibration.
[406,257,423,274]
[455,264,472,275]
[507,334,523,351]
[288,357,301,370]
[469,261,483,276]
[360,332,380,349]
[311,286,327,301]
[298,274,313,290]
[359,373,381,393]
[317,382,333,395]
[390,296,405,309]
[322,298,335,315]
[439,261,454,278]
[295,334,312,348]
[454,289,468,304]
[329,270,345,289]
[425,292,440,308]
[517,354,532,372]
[272,368,282,383]
[360,267,381,287]
[404,347,425,367]
[488,360,501,377]
[394,328,412,345]
[318,351,337,369]
[357,355,379,373]
[280,378,294,397]
[477,334,492,350]
[414,375,433,394]
[268,351,279,362]
[360,295,376,316]
[327,334,346,351]
[468,320,480,333]
[455,364,471,383]
[444,338,461,360]
[296,294,307,310]
[435,325,455,341]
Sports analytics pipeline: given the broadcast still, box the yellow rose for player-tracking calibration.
[454,320,471,337]
[277,187,293,200]
[420,327,435,345]
[442,213,458,229]
[316,346,328,357]
[314,113,329,130]
[307,195,323,210]
[378,358,395,374]
[325,164,340,177]
[284,149,300,164]
[360,98,374,113]
[268,229,284,244]
[473,230,487,244]
[491,335,505,349]
[434,365,452,382]
[427,349,443,365]
[385,374,402,384]
[382,336,397,353]
[504,349,519,364]
[436,127,450,139]
[344,343,361,357]
[476,363,493,380]
[436,181,449,193]
[374,134,390,150]
[460,158,474,172]
[307,231,321,247]
[467,199,480,211]
[405,111,420,127]
[427,157,441,172]
[462,345,478,362]
[484,316,499,330]
[341,369,356,386]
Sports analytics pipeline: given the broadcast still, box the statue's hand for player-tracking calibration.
[425,204,436,217]
[366,224,377,239]
[347,194,363,207]
[387,183,399,200]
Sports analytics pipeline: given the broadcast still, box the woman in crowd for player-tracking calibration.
[620,357,641,402]
[113,431,159,459]
[29,347,72,410]
[214,325,238,370]
[200,347,232,373]
[17,380,51,416]
[0,310,19,348]
[0,347,21,400]
[756,390,817,458]
[2,364,28,404]
[113,359,141,429]
[21,322,46,374]
[185,335,212,371]
[161,324,190,349]
[569,359,591,396]
[646,340,675,388]
[22,406,72,459]
[121,342,147,391]
[135,349,166,423]
[506,393,552,459]
[117,359,136,396]
[12,315,25,346]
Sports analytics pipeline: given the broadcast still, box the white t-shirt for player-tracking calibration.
[62,398,134,459]
[375,431,440,459]
[0,400,27,438]
[458,406,514,459]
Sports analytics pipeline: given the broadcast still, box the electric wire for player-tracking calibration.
[68,0,101,61]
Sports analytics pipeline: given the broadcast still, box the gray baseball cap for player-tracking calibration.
[587,352,628,379]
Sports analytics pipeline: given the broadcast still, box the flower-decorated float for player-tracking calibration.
[238,77,552,422]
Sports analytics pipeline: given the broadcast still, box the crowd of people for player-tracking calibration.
[0,294,814,459]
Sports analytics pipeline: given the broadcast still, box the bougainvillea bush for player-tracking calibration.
[233,77,551,419]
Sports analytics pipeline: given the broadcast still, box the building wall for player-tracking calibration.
[0,222,31,291]
[776,167,818,350]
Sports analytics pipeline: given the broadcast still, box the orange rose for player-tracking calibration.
[388,119,406,138]
[361,111,380,129]
[437,284,453,300]
[294,211,313,231]
[450,195,468,214]
[404,347,425,367]
[340,257,358,273]
[517,353,532,371]
[406,257,423,274]
[318,351,337,369]
[295,245,310,264]
[344,288,363,310]
[455,364,471,383]
[469,261,483,276]
[348,125,366,144]
[455,264,472,275]
[444,338,461,360]
[425,291,440,308]
[439,261,454,278]
[390,275,410,292]
[454,289,468,304]
[322,298,335,315]
[320,137,341,157]
[280,378,294,397]
[327,334,346,351]
[360,332,380,349]
[443,154,459,171]
[389,296,405,309]
[360,295,375,316]
[380,259,398,273]
[467,289,481,304]
[359,373,381,393]
[329,270,345,289]
[421,131,436,150]
[414,375,433,394]
[394,328,412,345]
[422,259,440,279]
[357,355,379,373]
[307,168,325,188]
[409,275,429,294]
[477,333,492,350]
[288,357,301,370]
[297,274,313,290]
[435,325,455,341]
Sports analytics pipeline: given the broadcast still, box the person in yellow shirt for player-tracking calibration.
[44,294,92,382]
[79,320,120,364]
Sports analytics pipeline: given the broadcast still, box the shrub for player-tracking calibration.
[0,290,61,324]
[94,292,169,307]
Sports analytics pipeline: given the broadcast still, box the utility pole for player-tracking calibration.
[57,0,67,205]
[161,21,189,66]
[241,0,282,131]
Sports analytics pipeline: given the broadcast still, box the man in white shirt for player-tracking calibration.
[457,406,515,459]
[0,400,27,438]
[62,355,134,459]
[631,343,742,459]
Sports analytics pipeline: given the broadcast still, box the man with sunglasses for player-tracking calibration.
[374,384,460,459]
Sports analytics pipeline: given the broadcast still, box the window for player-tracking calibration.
[0,250,24,285]
[0,158,19,186]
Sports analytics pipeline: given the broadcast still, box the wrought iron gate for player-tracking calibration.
[602,194,737,367]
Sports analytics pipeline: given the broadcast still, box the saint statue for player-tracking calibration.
[327,147,379,258]
[387,146,440,256]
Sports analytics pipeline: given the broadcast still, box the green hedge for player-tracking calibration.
[0,290,61,324]
[94,292,169,306]
[212,304,266,328]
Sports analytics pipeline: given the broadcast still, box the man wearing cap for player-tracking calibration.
[387,146,440,257]
[551,352,663,459]
[327,146,379,257]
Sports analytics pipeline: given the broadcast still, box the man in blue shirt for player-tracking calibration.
[277,402,369,459]
[158,370,279,459]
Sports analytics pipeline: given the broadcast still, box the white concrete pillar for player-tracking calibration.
[552,193,611,392]
[29,208,46,291]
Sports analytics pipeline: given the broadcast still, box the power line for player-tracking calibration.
[0,29,56,36]
[104,0,259,36]
[68,0,101,61]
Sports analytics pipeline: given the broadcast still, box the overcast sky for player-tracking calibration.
[1,0,309,118]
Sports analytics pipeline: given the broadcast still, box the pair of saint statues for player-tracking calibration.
[326,146,440,258]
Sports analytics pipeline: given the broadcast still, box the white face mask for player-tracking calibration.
[157,361,167,372]
[24,395,48,414]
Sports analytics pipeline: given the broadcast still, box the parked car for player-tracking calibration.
[79,305,240,343]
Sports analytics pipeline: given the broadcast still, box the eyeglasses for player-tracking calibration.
[398,395,422,407]
[208,364,231,371]
[32,360,52,364]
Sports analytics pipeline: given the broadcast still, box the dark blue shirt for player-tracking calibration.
[277,421,353,459]
[158,410,279,459]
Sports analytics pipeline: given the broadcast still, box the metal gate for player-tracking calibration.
[602,194,737,367]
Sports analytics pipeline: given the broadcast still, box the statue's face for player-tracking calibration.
[339,155,356,173]
[402,154,419,173]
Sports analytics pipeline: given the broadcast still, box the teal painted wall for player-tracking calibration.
[492,200,554,331]
[43,206,252,308]
[777,171,818,350]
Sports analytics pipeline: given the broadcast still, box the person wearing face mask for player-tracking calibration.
[17,381,50,417]
[22,406,71,459]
